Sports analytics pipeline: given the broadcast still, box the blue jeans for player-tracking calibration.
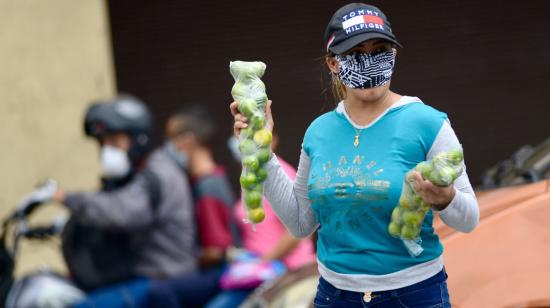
[204,289,253,308]
[72,278,150,308]
[313,269,450,307]
[148,266,224,308]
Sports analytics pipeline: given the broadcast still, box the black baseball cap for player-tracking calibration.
[325,3,402,54]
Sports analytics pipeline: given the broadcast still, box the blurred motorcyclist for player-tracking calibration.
[54,94,198,306]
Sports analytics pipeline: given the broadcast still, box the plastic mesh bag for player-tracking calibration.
[388,148,464,256]
[230,60,271,227]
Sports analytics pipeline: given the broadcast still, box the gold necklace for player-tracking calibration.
[353,127,362,147]
[343,102,364,148]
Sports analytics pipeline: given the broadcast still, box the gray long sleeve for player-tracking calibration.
[263,120,479,237]
[64,174,154,231]
[428,120,480,232]
[263,151,318,238]
[64,149,199,278]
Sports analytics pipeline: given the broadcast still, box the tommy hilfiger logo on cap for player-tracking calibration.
[341,9,385,35]
[324,3,401,54]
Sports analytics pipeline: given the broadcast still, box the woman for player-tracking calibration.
[230,3,478,307]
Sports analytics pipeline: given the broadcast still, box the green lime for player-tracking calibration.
[403,211,424,227]
[248,207,265,223]
[240,173,257,189]
[446,149,463,165]
[239,98,257,118]
[251,184,263,193]
[433,152,446,163]
[401,225,420,240]
[240,127,255,139]
[231,82,247,99]
[253,129,272,147]
[244,190,262,209]
[399,195,416,210]
[250,114,266,129]
[434,166,457,186]
[238,139,257,156]
[243,156,260,171]
[388,222,402,237]
[391,207,402,224]
[415,161,433,179]
[255,168,268,183]
[257,148,271,164]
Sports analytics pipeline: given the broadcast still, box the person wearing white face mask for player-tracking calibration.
[53,95,198,307]
[148,105,240,308]
[99,144,131,178]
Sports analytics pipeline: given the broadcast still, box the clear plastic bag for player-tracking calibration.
[388,147,464,256]
[230,60,271,227]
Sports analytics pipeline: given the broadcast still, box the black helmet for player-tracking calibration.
[84,94,153,165]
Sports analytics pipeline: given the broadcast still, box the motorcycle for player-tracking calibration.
[0,180,85,308]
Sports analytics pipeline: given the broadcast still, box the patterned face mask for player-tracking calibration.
[335,50,395,89]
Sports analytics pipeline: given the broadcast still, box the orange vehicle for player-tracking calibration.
[435,179,550,307]
[241,179,550,308]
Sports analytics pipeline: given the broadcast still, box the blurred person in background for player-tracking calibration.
[204,131,316,308]
[53,94,198,307]
[148,105,239,307]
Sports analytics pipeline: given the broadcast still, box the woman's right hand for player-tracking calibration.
[230,100,274,137]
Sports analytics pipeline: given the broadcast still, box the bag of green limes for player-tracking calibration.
[230,60,271,226]
[388,147,464,256]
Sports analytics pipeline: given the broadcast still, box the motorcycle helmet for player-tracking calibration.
[84,94,153,166]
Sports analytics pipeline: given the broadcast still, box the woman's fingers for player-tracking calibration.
[233,119,248,137]
[231,99,274,136]
[412,171,437,200]
[416,182,452,205]
[230,101,239,116]
[412,171,424,192]
[234,120,248,129]
[410,170,454,209]
[231,101,248,136]
[234,113,248,124]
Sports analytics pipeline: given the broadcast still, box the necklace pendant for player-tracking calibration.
[354,135,359,147]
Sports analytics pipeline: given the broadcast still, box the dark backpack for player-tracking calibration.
[61,169,161,291]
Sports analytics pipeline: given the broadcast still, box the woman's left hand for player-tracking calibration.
[411,171,455,211]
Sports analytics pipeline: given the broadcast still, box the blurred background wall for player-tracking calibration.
[0,0,115,275]
[107,0,550,192]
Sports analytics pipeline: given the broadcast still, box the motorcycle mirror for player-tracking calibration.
[15,179,58,218]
